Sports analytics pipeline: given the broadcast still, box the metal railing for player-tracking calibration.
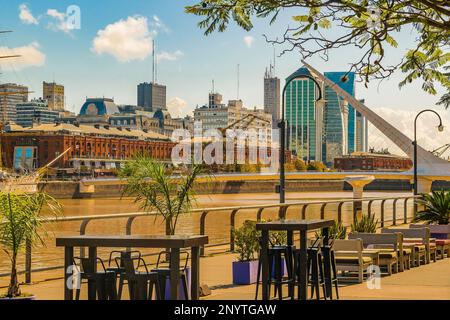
[1,194,421,283]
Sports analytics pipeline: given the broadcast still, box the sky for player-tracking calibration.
[0,0,448,156]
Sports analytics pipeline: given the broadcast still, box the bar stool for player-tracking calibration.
[120,256,161,300]
[107,250,142,299]
[151,251,190,300]
[73,257,117,300]
[255,245,294,300]
[293,238,326,300]
[320,240,339,300]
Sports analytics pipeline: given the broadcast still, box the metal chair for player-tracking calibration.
[119,256,161,300]
[106,250,141,299]
[73,257,117,300]
[151,250,190,300]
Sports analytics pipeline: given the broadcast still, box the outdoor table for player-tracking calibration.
[56,234,208,301]
[256,219,334,300]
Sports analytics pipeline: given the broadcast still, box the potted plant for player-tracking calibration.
[0,191,61,299]
[315,221,347,239]
[232,221,260,285]
[120,156,205,298]
[412,191,450,238]
[350,214,378,233]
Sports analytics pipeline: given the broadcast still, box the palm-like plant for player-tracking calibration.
[119,156,205,235]
[414,191,450,225]
[0,192,62,298]
[350,214,378,233]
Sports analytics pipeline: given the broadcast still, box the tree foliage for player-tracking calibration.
[414,190,450,225]
[186,0,450,106]
[119,156,205,235]
[0,192,62,298]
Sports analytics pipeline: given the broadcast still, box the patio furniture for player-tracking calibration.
[348,233,399,275]
[382,227,433,264]
[120,256,160,300]
[302,238,326,300]
[73,257,117,300]
[435,239,450,259]
[56,234,208,300]
[321,240,339,299]
[410,223,450,240]
[270,245,295,300]
[333,239,372,283]
[106,250,142,299]
[256,219,334,300]
[151,250,190,300]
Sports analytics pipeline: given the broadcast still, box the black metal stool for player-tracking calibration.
[120,256,161,300]
[255,245,294,300]
[73,257,117,300]
[320,240,339,300]
[293,238,326,300]
[151,251,190,300]
[106,250,142,300]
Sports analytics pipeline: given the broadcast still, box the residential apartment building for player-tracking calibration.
[43,81,65,111]
[0,83,28,123]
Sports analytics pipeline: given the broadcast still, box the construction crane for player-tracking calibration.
[431,144,450,159]
[218,113,271,135]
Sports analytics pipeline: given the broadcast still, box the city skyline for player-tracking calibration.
[0,0,448,155]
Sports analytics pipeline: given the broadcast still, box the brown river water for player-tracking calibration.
[0,191,412,274]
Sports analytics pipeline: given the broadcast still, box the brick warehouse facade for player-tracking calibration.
[1,133,175,169]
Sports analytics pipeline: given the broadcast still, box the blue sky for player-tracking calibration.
[0,0,448,153]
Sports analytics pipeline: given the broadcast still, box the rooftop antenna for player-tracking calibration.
[212,79,215,94]
[237,64,240,99]
[155,41,158,83]
[152,39,155,84]
[273,44,276,75]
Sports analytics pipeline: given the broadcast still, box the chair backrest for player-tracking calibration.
[348,232,399,251]
[381,227,430,245]
[121,257,137,276]
[156,250,190,271]
[333,239,364,252]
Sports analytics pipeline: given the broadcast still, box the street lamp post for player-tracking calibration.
[413,109,444,207]
[279,73,323,205]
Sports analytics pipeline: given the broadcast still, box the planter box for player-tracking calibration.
[411,224,450,239]
[232,260,259,285]
[163,267,191,300]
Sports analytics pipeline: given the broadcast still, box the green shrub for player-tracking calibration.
[233,220,260,262]
[315,221,347,239]
[350,214,378,233]
[413,191,450,225]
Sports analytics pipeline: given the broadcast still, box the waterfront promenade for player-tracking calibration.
[2,248,449,300]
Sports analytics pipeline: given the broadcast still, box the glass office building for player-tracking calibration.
[285,68,318,161]
[285,68,367,164]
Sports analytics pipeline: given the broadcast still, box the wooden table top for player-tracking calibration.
[256,219,335,231]
[56,234,209,248]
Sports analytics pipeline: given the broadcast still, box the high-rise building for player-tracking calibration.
[355,100,369,153]
[0,83,28,124]
[208,93,223,108]
[285,68,367,164]
[137,82,167,112]
[16,98,59,127]
[285,68,319,161]
[43,81,65,111]
[264,67,280,128]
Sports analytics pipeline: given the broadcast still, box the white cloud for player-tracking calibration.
[46,8,72,34]
[19,4,38,25]
[0,42,45,71]
[243,36,254,48]
[167,97,189,118]
[151,15,169,33]
[156,50,184,63]
[368,107,449,156]
[91,16,153,62]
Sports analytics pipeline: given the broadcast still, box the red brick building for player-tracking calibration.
[1,123,174,171]
[334,152,412,171]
